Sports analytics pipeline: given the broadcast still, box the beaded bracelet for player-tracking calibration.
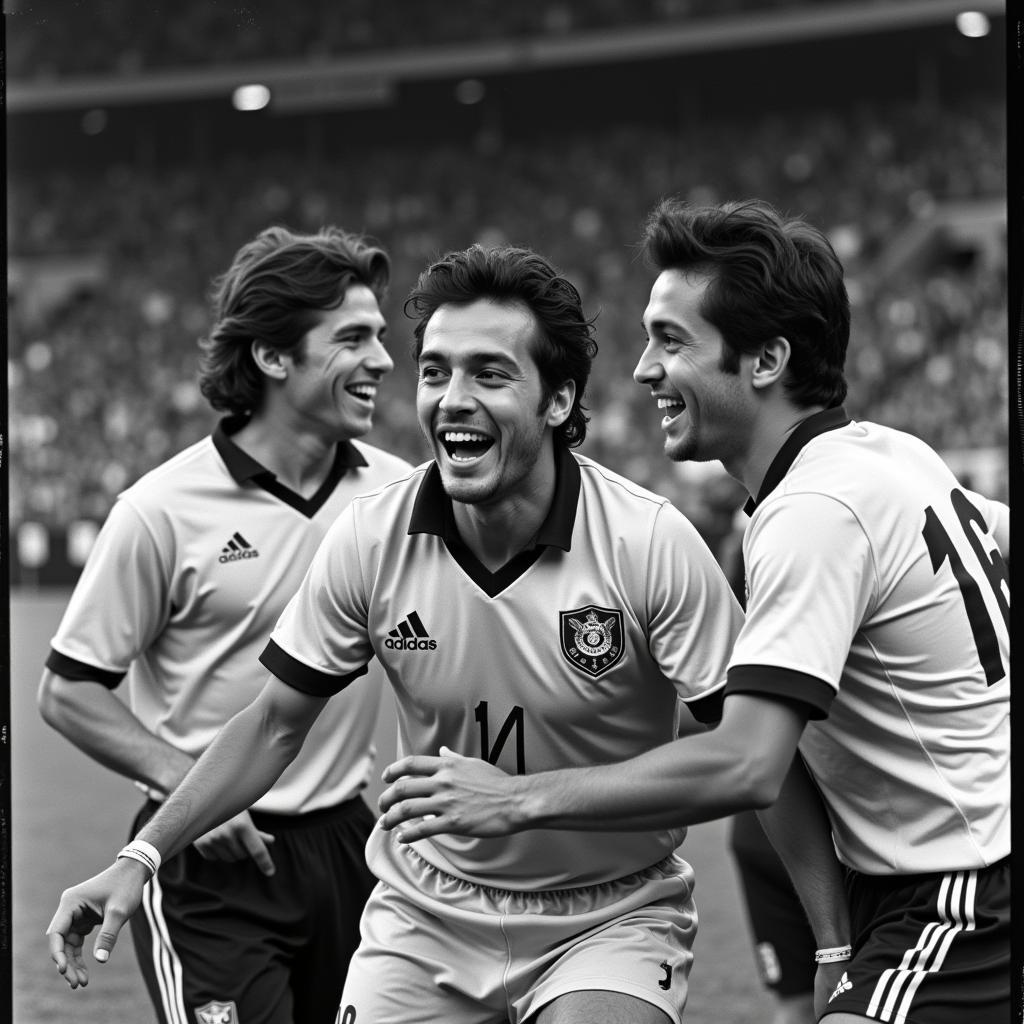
[814,944,853,964]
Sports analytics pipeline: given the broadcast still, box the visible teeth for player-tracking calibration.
[657,397,684,410]
[349,385,377,399]
[442,431,490,443]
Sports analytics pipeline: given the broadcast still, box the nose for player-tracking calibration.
[633,340,662,386]
[438,371,475,415]
[366,336,394,375]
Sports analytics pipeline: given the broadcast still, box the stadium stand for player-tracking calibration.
[6,2,1008,582]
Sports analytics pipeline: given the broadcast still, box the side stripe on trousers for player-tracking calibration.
[865,869,978,1022]
[140,873,188,1024]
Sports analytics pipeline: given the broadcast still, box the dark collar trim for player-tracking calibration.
[212,416,367,517]
[744,406,851,515]
[407,444,581,597]
[408,443,580,551]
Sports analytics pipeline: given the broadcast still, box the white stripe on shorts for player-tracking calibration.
[141,874,188,1024]
[865,869,978,1022]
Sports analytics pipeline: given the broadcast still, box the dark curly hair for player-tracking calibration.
[641,198,850,409]
[404,244,597,447]
[198,226,390,415]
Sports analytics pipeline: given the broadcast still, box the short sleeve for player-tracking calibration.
[47,499,173,685]
[645,502,745,719]
[262,503,375,696]
[728,492,876,702]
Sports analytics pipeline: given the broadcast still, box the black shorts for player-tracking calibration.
[728,809,816,997]
[128,795,376,1024]
[823,856,1010,1024]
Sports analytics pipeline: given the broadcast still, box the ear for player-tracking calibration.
[750,336,791,391]
[251,339,288,381]
[545,380,577,429]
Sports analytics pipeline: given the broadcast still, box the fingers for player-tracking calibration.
[241,829,276,877]
[380,755,443,784]
[377,775,443,814]
[385,813,448,844]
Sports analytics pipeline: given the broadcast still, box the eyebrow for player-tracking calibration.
[418,347,522,371]
[332,320,386,340]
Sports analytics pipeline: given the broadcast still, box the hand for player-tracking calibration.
[46,858,150,989]
[192,810,276,876]
[378,747,525,843]
[814,961,850,1017]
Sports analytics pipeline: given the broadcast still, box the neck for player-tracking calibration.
[725,404,827,500]
[451,449,558,572]
[230,416,341,497]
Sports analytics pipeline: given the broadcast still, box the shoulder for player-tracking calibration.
[574,453,673,511]
[349,440,418,481]
[117,434,221,513]
[343,459,431,519]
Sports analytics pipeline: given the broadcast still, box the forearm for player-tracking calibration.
[134,678,325,860]
[38,672,194,795]
[756,755,851,948]
[518,731,770,831]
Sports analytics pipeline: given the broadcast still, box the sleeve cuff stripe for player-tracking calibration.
[45,649,124,689]
[259,640,367,697]
[725,665,834,720]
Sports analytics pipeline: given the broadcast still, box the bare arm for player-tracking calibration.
[38,670,194,796]
[38,669,280,871]
[134,674,327,859]
[379,694,807,839]
[757,755,852,1016]
[46,674,327,985]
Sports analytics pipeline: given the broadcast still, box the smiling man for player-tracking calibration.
[47,243,746,1024]
[376,201,1011,1024]
[39,226,412,1024]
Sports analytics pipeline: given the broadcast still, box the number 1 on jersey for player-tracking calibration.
[474,701,526,774]
[922,488,1008,685]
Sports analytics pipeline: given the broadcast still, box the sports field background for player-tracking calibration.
[11,588,769,1023]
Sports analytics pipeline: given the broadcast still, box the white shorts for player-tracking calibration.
[338,828,698,1024]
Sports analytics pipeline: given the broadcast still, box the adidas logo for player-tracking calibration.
[829,972,853,1002]
[384,611,436,650]
[218,531,260,564]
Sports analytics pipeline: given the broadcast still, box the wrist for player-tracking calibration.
[116,838,162,878]
[814,944,853,964]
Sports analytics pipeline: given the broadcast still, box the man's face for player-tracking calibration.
[416,298,565,506]
[635,269,754,466]
[283,284,392,441]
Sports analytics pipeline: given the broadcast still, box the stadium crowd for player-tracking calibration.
[7,0,883,77]
[9,92,1008,541]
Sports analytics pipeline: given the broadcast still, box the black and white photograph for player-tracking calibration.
[5,3,1013,1023]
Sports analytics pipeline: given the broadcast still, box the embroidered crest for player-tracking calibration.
[195,1001,238,1024]
[560,605,625,678]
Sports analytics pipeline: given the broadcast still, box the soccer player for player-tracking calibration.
[47,243,748,1024]
[39,225,412,1024]
[374,200,1011,1024]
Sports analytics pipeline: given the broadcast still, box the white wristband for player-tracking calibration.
[814,944,853,964]
[116,839,162,878]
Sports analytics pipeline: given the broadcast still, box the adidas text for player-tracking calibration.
[384,637,437,651]
[219,549,259,563]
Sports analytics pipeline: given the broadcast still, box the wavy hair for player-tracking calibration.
[404,244,597,447]
[198,226,390,415]
[641,198,850,408]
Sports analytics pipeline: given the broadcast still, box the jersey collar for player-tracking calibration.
[212,415,368,515]
[408,441,580,552]
[744,406,851,515]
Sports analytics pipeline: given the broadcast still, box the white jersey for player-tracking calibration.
[264,446,743,889]
[48,419,413,814]
[726,409,1009,874]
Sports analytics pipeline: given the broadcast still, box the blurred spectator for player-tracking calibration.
[8,92,1008,535]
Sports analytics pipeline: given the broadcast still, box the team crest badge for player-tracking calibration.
[560,605,625,678]
[195,1000,238,1024]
